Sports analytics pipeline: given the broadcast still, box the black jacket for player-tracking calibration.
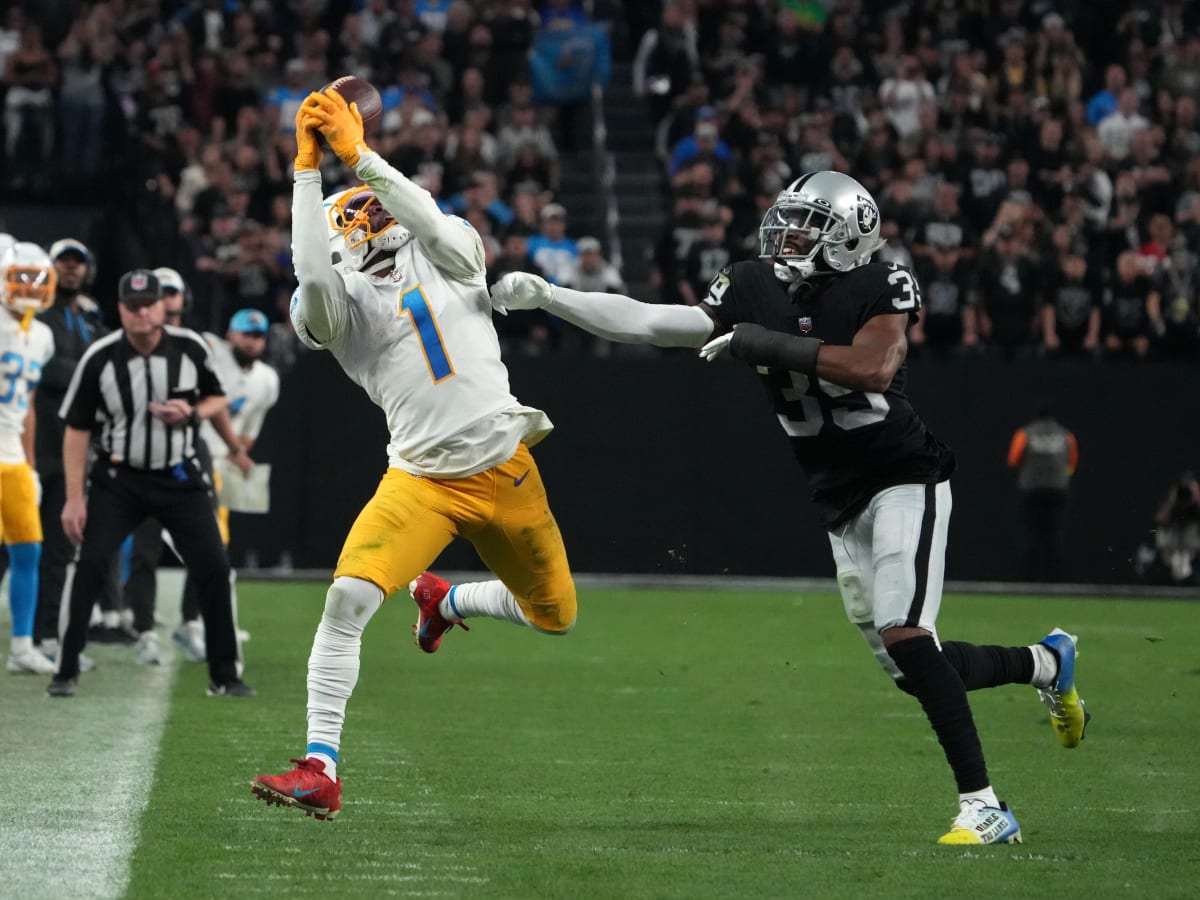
[34,293,109,471]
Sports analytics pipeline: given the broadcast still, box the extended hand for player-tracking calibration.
[304,89,368,167]
[294,104,324,171]
[489,272,554,315]
[698,331,733,362]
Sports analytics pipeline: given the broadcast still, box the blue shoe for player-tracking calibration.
[938,801,1022,845]
[1037,628,1090,748]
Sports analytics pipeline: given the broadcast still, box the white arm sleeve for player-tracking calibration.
[546,286,715,348]
[291,169,349,349]
[354,150,485,282]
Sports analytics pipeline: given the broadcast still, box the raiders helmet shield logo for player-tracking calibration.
[856,196,879,234]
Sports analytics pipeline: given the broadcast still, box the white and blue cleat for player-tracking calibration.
[938,801,1022,846]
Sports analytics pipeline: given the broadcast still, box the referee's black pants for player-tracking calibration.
[35,459,122,644]
[57,460,240,684]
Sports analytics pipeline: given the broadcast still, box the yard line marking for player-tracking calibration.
[0,638,178,900]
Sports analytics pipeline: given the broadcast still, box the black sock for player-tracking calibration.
[887,635,989,793]
[942,642,1035,691]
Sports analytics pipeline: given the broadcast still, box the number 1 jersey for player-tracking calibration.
[703,260,954,528]
[295,241,552,479]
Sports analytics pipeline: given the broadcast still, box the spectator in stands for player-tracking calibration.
[496,100,558,172]
[676,212,731,307]
[1098,87,1150,161]
[3,22,57,189]
[1087,64,1127,125]
[526,203,578,286]
[632,0,700,124]
[1103,251,1160,359]
[668,107,732,178]
[879,55,934,139]
[975,226,1041,361]
[1042,252,1101,359]
[911,238,976,358]
[565,236,624,295]
[1007,406,1079,582]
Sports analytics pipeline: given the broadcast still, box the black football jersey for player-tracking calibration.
[702,260,955,529]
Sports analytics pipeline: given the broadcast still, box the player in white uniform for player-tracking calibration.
[251,88,578,820]
[164,306,280,659]
[0,243,57,674]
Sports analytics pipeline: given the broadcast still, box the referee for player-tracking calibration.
[48,269,255,698]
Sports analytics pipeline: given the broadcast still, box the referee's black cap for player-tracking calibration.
[118,269,162,304]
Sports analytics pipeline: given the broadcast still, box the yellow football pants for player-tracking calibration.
[0,461,42,544]
[334,444,576,632]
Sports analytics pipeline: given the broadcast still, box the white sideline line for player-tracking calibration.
[1,575,182,900]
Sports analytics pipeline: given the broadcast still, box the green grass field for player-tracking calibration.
[9,584,1200,898]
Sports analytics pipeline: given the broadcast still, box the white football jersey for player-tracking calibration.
[200,334,281,450]
[291,155,551,478]
[0,313,54,464]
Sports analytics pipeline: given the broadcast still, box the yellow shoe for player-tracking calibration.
[937,801,1022,845]
[1036,628,1091,748]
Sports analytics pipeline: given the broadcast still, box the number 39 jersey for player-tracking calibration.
[0,313,53,465]
[703,260,955,528]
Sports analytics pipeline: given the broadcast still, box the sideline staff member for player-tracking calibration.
[48,269,254,698]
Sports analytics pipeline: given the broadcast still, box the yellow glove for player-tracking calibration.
[294,105,323,171]
[305,89,368,167]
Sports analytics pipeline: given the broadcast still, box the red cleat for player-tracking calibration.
[409,572,468,653]
[251,758,342,821]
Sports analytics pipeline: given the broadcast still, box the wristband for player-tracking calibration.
[729,323,821,374]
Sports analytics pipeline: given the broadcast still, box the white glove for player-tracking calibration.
[31,469,41,507]
[698,331,733,362]
[490,272,554,316]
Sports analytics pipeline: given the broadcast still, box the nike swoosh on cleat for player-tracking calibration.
[293,786,320,798]
[513,469,531,487]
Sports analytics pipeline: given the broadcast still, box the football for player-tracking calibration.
[321,75,383,136]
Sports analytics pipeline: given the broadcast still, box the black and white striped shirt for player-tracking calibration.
[59,326,225,470]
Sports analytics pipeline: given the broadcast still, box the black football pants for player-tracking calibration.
[56,461,239,684]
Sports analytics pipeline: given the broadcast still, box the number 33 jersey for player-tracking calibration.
[0,314,53,465]
[294,244,552,479]
[703,260,954,529]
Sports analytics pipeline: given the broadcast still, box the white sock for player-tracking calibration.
[306,752,338,782]
[305,576,383,778]
[102,610,120,628]
[1029,643,1058,688]
[11,635,32,654]
[439,580,532,627]
[959,786,1000,810]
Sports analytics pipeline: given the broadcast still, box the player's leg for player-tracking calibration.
[829,512,898,682]
[414,445,576,648]
[867,482,1021,845]
[3,463,52,673]
[253,469,458,819]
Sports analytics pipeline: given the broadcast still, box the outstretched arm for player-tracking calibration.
[492,273,714,347]
[291,105,349,347]
[356,151,484,281]
[709,312,909,393]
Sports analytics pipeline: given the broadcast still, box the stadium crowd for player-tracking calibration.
[639,0,1200,361]
[0,0,1198,364]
